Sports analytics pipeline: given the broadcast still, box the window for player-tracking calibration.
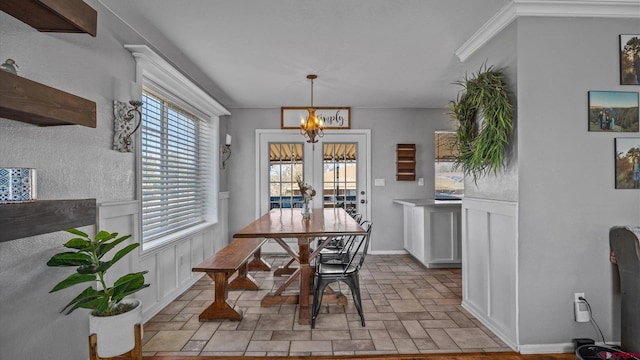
[323,143,358,210]
[126,45,230,246]
[268,143,304,209]
[435,131,464,200]
[141,91,211,241]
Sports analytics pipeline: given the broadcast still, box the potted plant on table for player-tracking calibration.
[47,228,149,358]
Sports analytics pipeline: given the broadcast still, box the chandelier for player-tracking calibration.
[300,74,324,143]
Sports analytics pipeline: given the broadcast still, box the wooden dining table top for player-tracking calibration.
[233,207,366,239]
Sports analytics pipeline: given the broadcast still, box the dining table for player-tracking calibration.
[233,207,367,325]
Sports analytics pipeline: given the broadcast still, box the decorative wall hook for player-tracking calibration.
[113,100,143,152]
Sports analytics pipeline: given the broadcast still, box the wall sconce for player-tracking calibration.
[113,82,143,153]
[221,134,232,169]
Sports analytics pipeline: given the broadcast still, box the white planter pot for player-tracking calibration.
[89,299,142,358]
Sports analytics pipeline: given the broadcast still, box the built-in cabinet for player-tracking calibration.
[394,198,462,268]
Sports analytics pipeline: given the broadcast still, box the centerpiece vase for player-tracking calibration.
[301,199,312,219]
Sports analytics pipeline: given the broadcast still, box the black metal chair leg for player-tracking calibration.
[344,275,365,327]
[312,278,330,329]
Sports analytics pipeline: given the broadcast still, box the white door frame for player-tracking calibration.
[255,129,372,222]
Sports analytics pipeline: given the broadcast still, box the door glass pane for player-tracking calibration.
[323,143,357,211]
[269,143,304,209]
[434,131,464,200]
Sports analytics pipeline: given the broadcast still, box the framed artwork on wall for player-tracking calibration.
[620,34,640,85]
[281,107,350,129]
[588,91,639,132]
[615,137,640,189]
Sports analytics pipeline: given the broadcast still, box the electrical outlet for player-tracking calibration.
[574,292,590,322]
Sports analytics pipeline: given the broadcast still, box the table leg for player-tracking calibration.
[271,237,300,277]
[274,258,297,277]
[298,238,311,325]
[248,248,272,271]
[199,272,243,321]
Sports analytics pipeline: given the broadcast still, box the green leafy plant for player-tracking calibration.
[47,229,149,316]
[448,64,513,181]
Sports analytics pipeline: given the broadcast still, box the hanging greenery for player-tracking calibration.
[448,64,513,181]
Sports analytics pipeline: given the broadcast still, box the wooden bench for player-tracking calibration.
[192,237,268,321]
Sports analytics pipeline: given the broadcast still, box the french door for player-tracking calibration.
[256,130,371,222]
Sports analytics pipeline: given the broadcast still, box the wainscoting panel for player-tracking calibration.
[98,192,229,323]
[97,200,141,292]
[462,197,518,350]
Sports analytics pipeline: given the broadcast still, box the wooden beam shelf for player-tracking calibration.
[0,199,96,243]
[396,144,416,181]
[0,0,97,36]
[0,71,96,128]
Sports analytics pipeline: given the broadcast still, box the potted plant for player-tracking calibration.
[47,228,149,358]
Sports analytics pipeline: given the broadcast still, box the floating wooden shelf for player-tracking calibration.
[0,71,96,127]
[0,199,96,243]
[0,0,97,36]
[396,144,416,181]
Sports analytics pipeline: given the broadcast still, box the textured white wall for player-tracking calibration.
[227,107,454,252]
[0,3,228,359]
[0,9,138,360]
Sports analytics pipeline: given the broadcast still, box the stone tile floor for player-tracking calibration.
[141,254,510,357]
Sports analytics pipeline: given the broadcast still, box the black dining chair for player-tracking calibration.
[317,215,367,265]
[311,221,372,329]
[315,213,363,250]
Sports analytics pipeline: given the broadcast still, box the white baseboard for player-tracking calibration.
[369,250,407,255]
[519,343,574,354]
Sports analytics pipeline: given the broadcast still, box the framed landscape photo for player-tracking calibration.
[615,137,640,189]
[281,107,350,129]
[588,91,639,132]
[620,34,640,85]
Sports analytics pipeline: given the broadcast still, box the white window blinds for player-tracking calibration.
[141,91,211,241]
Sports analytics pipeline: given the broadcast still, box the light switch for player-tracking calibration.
[374,178,385,186]
[418,178,424,186]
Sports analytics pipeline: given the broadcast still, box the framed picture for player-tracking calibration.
[620,34,640,85]
[615,137,640,188]
[588,91,639,132]
[281,107,350,129]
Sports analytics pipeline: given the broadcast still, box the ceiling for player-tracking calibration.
[99,0,511,109]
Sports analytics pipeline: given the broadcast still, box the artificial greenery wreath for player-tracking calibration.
[448,64,513,181]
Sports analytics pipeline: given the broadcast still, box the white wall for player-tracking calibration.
[0,3,227,359]
[458,20,520,350]
[516,17,639,350]
[227,108,454,251]
[462,15,640,352]
[0,7,138,359]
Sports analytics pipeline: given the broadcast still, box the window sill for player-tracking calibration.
[141,221,216,256]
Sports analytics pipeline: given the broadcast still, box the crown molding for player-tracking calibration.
[456,0,640,62]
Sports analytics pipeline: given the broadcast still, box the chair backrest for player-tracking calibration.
[343,221,372,274]
[352,213,363,224]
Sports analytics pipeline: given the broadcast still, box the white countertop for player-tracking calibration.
[392,198,462,207]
